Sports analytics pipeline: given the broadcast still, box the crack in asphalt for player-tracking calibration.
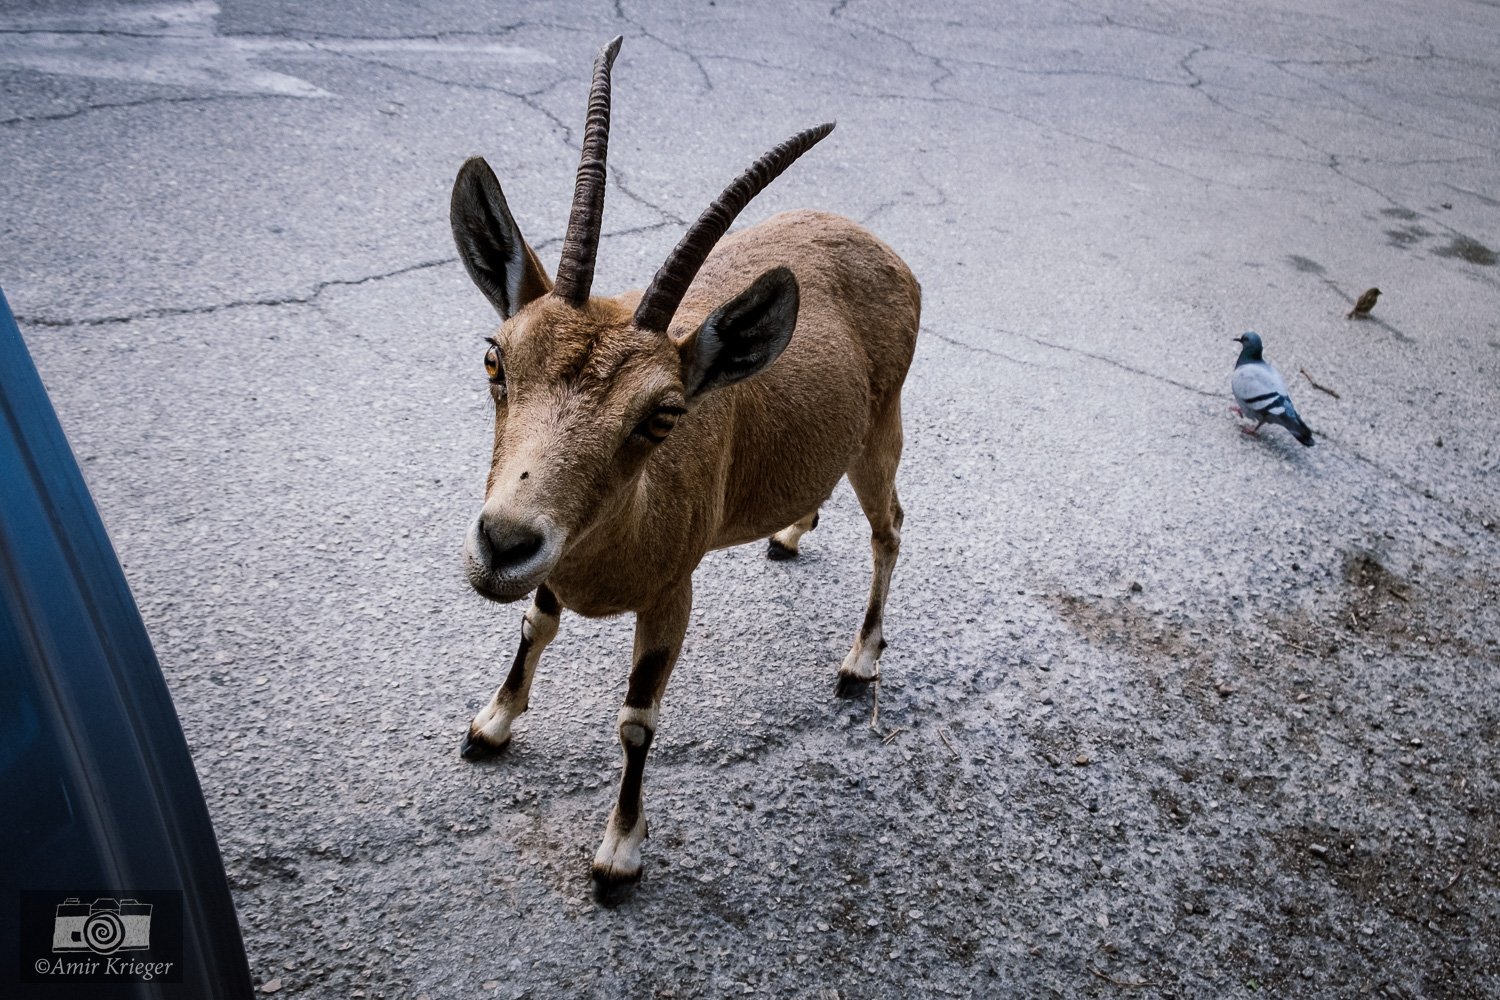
[701,50,868,92]
[307,43,573,141]
[921,326,1042,368]
[0,21,556,48]
[313,45,686,229]
[1269,58,1500,157]
[1442,183,1500,208]
[0,92,273,126]
[837,11,955,92]
[15,258,457,329]
[1001,327,1220,399]
[613,0,714,93]
[0,27,189,40]
[227,26,535,44]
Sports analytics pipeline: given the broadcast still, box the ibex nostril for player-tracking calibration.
[480,519,546,571]
[493,531,543,567]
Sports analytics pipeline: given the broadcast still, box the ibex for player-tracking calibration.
[449,37,920,885]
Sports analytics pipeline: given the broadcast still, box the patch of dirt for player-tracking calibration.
[514,809,594,897]
[1046,593,1202,664]
[1338,550,1484,657]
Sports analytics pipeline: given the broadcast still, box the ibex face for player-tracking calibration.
[453,35,813,607]
[462,261,802,603]
[448,36,920,888]
[463,298,687,603]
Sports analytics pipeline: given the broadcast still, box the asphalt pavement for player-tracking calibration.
[3,1,1499,997]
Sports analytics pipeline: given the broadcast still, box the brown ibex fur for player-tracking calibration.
[449,37,920,885]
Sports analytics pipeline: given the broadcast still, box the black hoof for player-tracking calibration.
[835,673,873,698]
[460,729,508,761]
[591,869,641,906]
[766,538,798,561]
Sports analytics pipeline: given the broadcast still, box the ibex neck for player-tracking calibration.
[546,466,701,617]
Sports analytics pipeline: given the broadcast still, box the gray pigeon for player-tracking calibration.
[1231,332,1314,446]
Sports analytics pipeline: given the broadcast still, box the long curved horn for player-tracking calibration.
[552,35,624,305]
[633,122,835,334]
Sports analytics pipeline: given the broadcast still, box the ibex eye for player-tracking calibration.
[483,344,503,384]
[634,408,682,443]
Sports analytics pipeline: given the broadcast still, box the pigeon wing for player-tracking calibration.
[1232,360,1290,414]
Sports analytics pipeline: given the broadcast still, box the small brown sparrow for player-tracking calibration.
[1347,287,1380,319]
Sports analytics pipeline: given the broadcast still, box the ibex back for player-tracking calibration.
[449,37,920,886]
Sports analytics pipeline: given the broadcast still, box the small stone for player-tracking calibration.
[261,980,283,995]
[1073,754,1090,766]
[1310,843,1330,859]
[483,982,500,992]
[1128,581,1142,593]
[1216,682,1234,698]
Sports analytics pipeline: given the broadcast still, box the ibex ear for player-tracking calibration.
[450,157,553,318]
[677,266,799,399]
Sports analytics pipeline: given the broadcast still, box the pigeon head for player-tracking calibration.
[1234,331,1264,365]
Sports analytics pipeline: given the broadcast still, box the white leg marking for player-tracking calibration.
[592,708,657,883]
[592,808,648,883]
[840,623,885,681]
[770,510,819,556]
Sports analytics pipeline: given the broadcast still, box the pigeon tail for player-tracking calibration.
[1287,415,1315,447]
[1270,400,1315,447]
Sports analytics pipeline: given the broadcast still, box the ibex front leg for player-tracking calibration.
[461,585,561,759]
[593,583,691,886]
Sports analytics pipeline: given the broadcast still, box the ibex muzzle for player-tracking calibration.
[448,37,920,887]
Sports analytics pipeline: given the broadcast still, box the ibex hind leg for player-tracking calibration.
[836,401,904,696]
[767,509,821,560]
